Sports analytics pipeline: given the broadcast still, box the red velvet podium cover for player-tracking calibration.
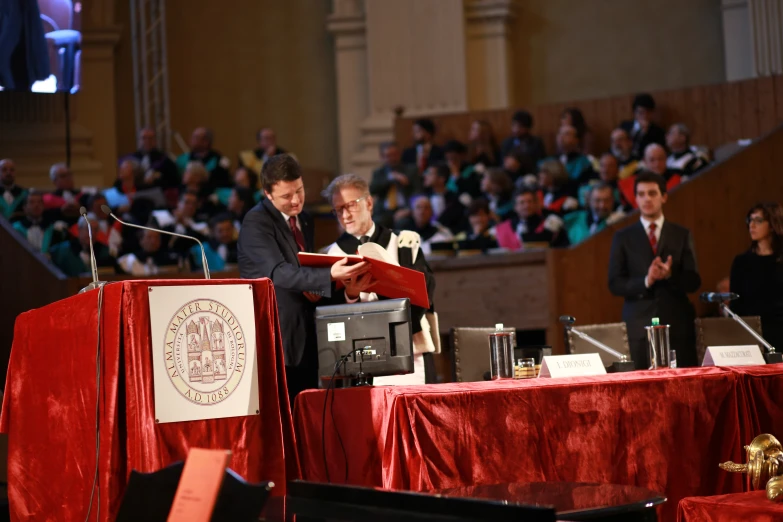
[677,490,783,521]
[0,279,299,522]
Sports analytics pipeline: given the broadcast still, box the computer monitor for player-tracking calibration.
[315,298,413,381]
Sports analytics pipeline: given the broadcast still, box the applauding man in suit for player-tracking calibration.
[238,154,370,403]
[608,171,701,368]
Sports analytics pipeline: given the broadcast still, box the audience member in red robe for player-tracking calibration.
[43,163,89,225]
[509,188,568,247]
[538,159,578,215]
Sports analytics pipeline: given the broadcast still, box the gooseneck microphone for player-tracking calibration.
[78,207,107,294]
[700,292,739,303]
[101,205,211,279]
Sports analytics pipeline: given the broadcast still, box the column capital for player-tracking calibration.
[327,0,365,36]
[464,0,516,25]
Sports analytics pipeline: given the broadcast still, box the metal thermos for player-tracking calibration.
[645,317,671,370]
[489,323,514,380]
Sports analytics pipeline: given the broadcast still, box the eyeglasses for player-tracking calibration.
[747,216,767,225]
[332,196,368,216]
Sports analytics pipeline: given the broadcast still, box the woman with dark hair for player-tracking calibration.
[467,120,500,167]
[730,202,783,350]
[227,186,257,231]
[560,107,593,154]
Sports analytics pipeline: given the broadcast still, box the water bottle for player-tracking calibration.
[489,323,514,380]
[645,317,671,370]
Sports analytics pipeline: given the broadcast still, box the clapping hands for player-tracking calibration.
[647,255,673,285]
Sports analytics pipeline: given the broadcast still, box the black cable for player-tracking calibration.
[321,348,364,484]
[84,283,105,522]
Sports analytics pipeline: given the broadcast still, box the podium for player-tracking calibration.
[0,279,299,522]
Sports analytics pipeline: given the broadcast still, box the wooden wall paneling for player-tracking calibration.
[756,76,778,135]
[774,75,783,123]
[685,86,708,148]
[739,79,761,139]
[722,81,743,143]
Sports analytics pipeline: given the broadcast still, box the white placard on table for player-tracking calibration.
[538,353,607,378]
[149,284,259,424]
[702,345,766,367]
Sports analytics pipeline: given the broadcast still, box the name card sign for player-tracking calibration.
[702,345,766,367]
[539,354,607,378]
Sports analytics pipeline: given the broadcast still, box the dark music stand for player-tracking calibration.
[115,462,273,522]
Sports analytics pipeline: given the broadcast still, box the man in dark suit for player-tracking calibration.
[238,154,370,403]
[370,142,420,228]
[608,171,701,368]
[401,118,445,174]
[500,110,546,167]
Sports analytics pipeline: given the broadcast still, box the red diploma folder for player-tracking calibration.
[298,247,430,309]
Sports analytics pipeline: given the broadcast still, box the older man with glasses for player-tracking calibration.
[322,173,437,386]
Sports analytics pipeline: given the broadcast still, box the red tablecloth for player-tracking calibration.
[677,490,783,521]
[295,368,768,522]
[0,279,298,522]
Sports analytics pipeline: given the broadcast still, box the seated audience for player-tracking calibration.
[619,144,682,209]
[467,120,500,167]
[509,188,568,247]
[552,125,596,185]
[620,93,666,159]
[191,213,238,272]
[151,190,209,254]
[443,140,483,203]
[0,158,27,220]
[395,196,454,255]
[423,163,466,234]
[481,168,516,221]
[49,214,115,277]
[730,202,783,350]
[67,193,123,257]
[12,190,67,254]
[176,127,232,190]
[503,146,537,185]
[538,159,578,215]
[118,229,181,276]
[104,158,148,213]
[610,127,641,178]
[666,123,709,178]
[458,199,498,250]
[578,153,624,208]
[43,163,90,225]
[402,118,445,173]
[125,127,179,191]
[500,110,546,166]
[181,161,211,199]
[226,187,256,231]
[238,127,288,176]
[560,107,593,155]
[233,166,262,201]
[370,141,420,228]
[564,183,626,245]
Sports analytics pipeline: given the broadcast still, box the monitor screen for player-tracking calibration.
[316,298,413,381]
[0,0,82,93]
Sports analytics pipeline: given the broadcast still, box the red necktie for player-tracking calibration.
[648,222,658,254]
[288,216,306,252]
[417,148,427,173]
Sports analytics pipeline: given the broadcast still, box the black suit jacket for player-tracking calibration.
[401,144,445,171]
[608,220,701,346]
[238,199,338,367]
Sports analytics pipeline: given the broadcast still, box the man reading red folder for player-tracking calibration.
[319,173,437,386]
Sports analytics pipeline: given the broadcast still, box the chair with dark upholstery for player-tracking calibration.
[694,316,763,365]
[566,322,630,367]
[451,326,516,382]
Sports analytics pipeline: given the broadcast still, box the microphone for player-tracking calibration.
[700,292,739,303]
[78,207,106,294]
[559,315,576,326]
[101,205,211,279]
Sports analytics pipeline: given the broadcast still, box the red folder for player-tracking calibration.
[298,252,430,309]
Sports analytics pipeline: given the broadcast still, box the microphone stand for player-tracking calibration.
[721,303,782,363]
[103,206,211,279]
[561,319,636,372]
[78,210,107,294]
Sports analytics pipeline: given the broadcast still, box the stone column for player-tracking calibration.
[722,0,783,80]
[327,0,369,176]
[464,0,516,110]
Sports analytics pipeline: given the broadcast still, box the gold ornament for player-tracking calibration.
[720,434,783,502]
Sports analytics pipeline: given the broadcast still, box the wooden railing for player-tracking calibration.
[394,76,783,155]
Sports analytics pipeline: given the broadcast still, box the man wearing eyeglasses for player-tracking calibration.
[238,154,371,403]
[322,173,437,385]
